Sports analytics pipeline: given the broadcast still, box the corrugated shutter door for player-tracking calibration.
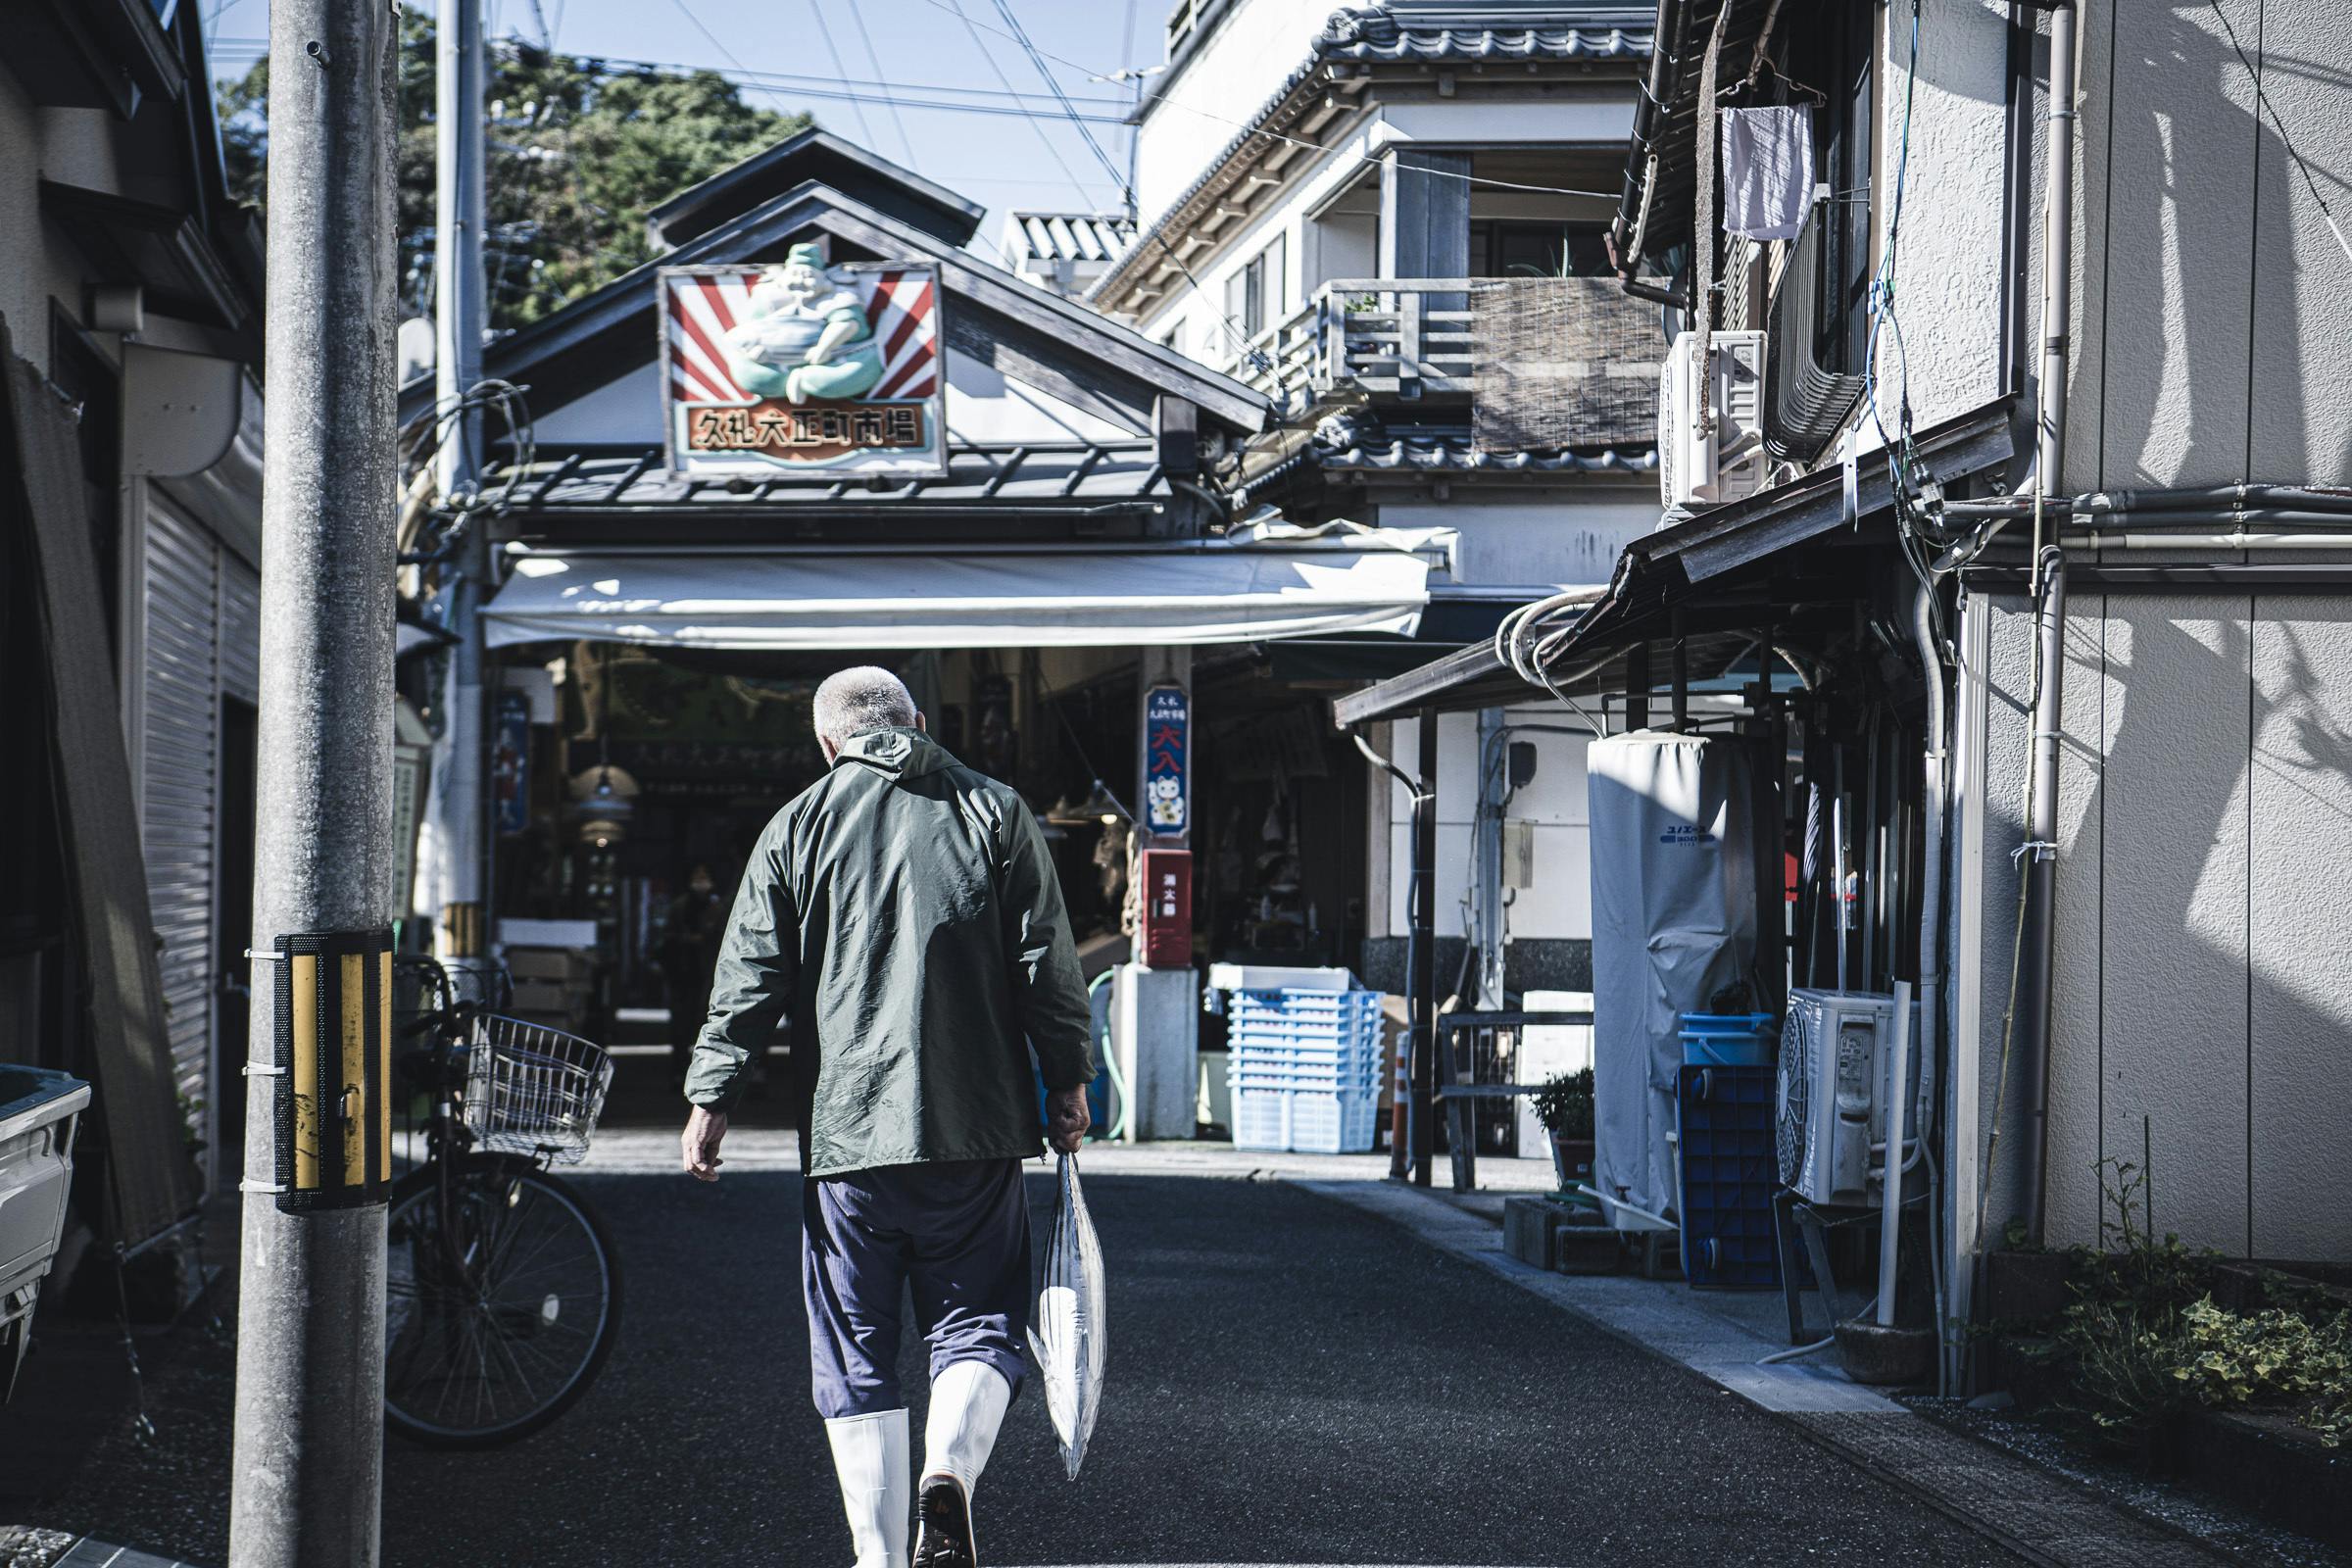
[220,557,260,706]
[141,501,220,1129]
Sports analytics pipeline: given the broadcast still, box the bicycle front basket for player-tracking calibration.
[460,1014,614,1164]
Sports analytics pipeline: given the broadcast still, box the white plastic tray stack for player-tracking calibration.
[1225,988,1383,1153]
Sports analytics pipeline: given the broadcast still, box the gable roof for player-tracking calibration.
[645,127,984,250]
[399,177,1268,437]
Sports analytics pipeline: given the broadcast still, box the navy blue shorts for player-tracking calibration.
[802,1156,1031,1419]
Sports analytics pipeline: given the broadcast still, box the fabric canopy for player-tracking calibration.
[482,534,1447,651]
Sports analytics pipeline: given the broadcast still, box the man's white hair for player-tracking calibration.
[812,665,917,744]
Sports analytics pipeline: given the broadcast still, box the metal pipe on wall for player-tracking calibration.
[2016,547,2068,1244]
[1411,710,1440,1187]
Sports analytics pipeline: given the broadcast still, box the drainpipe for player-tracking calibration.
[2013,0,2077,1247]
[2016,547,2067,1244]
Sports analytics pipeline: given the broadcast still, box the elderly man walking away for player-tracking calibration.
[680,665,1095,1568]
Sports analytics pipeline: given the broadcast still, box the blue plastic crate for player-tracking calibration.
[1676,1063,1781,1290]
[1679,1011,1778,1067]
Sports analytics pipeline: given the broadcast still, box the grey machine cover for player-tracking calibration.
[1587,732,1756,1228]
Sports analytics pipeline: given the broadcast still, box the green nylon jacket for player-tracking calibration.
[683,726,1096,1177]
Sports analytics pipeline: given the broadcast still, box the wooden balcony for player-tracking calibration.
[1232,277,1661,419]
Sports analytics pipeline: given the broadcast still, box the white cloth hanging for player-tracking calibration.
[1720,104,1814,242]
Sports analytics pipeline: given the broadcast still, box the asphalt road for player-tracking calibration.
[39,1165,2022,1566]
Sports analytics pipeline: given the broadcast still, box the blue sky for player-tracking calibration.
[202,0,1152,262]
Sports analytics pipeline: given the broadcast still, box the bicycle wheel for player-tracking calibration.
[384,1155,622,1447]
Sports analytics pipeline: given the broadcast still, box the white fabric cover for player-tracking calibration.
[1587,732,1757,1228]
[482,535,1443,650]
[1719,105,1814,242]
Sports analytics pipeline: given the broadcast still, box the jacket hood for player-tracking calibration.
[835,725,960,780]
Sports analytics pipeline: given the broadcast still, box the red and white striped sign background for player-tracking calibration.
[662,266,941,406]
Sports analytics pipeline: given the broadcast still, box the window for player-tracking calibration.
[1470,220,1611,279]
[1815,0,1875,375]
[1222,235,1288,366]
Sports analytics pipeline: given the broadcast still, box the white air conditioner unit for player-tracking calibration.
[1775,988,1923,1207]
[1657,329,1768,512]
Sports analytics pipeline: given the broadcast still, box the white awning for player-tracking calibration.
[482,532,1449,651]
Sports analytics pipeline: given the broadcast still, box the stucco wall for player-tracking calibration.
[1134,0,1338,225]
[1377,709,1593,945]
[1870,0,2010,438]
[1961,591,2352,1261]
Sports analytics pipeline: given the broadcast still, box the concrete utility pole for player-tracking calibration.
[228,2,401,1563]
[426,0,490,961]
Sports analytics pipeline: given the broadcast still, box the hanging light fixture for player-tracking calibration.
[1046,778,1129,828]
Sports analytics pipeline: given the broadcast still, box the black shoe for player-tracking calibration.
[912,1474,975,1568]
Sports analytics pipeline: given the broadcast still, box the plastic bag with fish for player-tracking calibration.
[1026,1151,1105,1479]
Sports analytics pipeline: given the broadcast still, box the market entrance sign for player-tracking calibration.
[659,249,945,480]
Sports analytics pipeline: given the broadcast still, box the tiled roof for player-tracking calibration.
[1091,5,1653,311]
[1320,6,1655,65]
[1235,418,1657,504]
[1323,435,1659,475]
[494,441,1171,514]
[1005,212,1135,266]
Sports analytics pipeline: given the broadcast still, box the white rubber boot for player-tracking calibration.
[913,1361,1013,1568]
[824,1407,911,1568]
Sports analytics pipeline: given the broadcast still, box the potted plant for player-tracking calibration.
[1532,1067,1595,1194]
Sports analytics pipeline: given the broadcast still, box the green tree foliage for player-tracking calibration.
[216,13,810,330]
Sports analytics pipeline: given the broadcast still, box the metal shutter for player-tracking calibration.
[140,501,220,1139]
[220,557,260,706]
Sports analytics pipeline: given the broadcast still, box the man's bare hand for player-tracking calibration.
[682,1104,729,1181]
[1046,1085,1090,1154]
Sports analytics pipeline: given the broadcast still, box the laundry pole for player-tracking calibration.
[1110,645,1198,1141]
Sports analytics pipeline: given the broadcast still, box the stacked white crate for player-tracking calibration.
[1226,988,1383,1153]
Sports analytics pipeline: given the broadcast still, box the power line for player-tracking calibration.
[2209,0,2352,268]
[909,0,1619,206]
[839,1,920,170]
[944,0,1099,211]
[800,0,878,149]
[987,0,1130,199]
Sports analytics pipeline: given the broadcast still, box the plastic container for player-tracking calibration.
[1678,1011,1778,1067]
[1231,1085,1379,1154]
[1675,1063,1780,1290]
[1,1065,93,1397]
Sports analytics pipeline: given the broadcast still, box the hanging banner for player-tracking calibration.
[1144,685,1189,836]
[493,689,531,836]
[659,249,946,480]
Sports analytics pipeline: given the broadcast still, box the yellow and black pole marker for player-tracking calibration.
[268,929,394,1212]
[440,900,485,958]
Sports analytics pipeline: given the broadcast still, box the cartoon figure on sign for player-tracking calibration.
[719,242,886,404]
[1147,773,1184,831]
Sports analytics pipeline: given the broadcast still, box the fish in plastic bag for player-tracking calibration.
[1026,1151,1105,1480]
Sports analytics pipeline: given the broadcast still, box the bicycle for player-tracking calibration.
[382,956,622,1447]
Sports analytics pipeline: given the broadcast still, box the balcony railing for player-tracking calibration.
[1231,277,1661,419]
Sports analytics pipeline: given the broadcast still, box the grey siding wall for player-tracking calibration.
[1967,591,2352,1261]
[2068,0,2352,494]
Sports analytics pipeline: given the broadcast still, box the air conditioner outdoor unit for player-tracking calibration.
[1775,988,1923,1207]
[1657,329,1769,512]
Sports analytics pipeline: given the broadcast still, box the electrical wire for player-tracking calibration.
[908,0,1623,205]
[799,0,878,149]
[944,0,1102,211]
[2208,0,2352,269]
[988,0,1131,198]
[841,0,920,169]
